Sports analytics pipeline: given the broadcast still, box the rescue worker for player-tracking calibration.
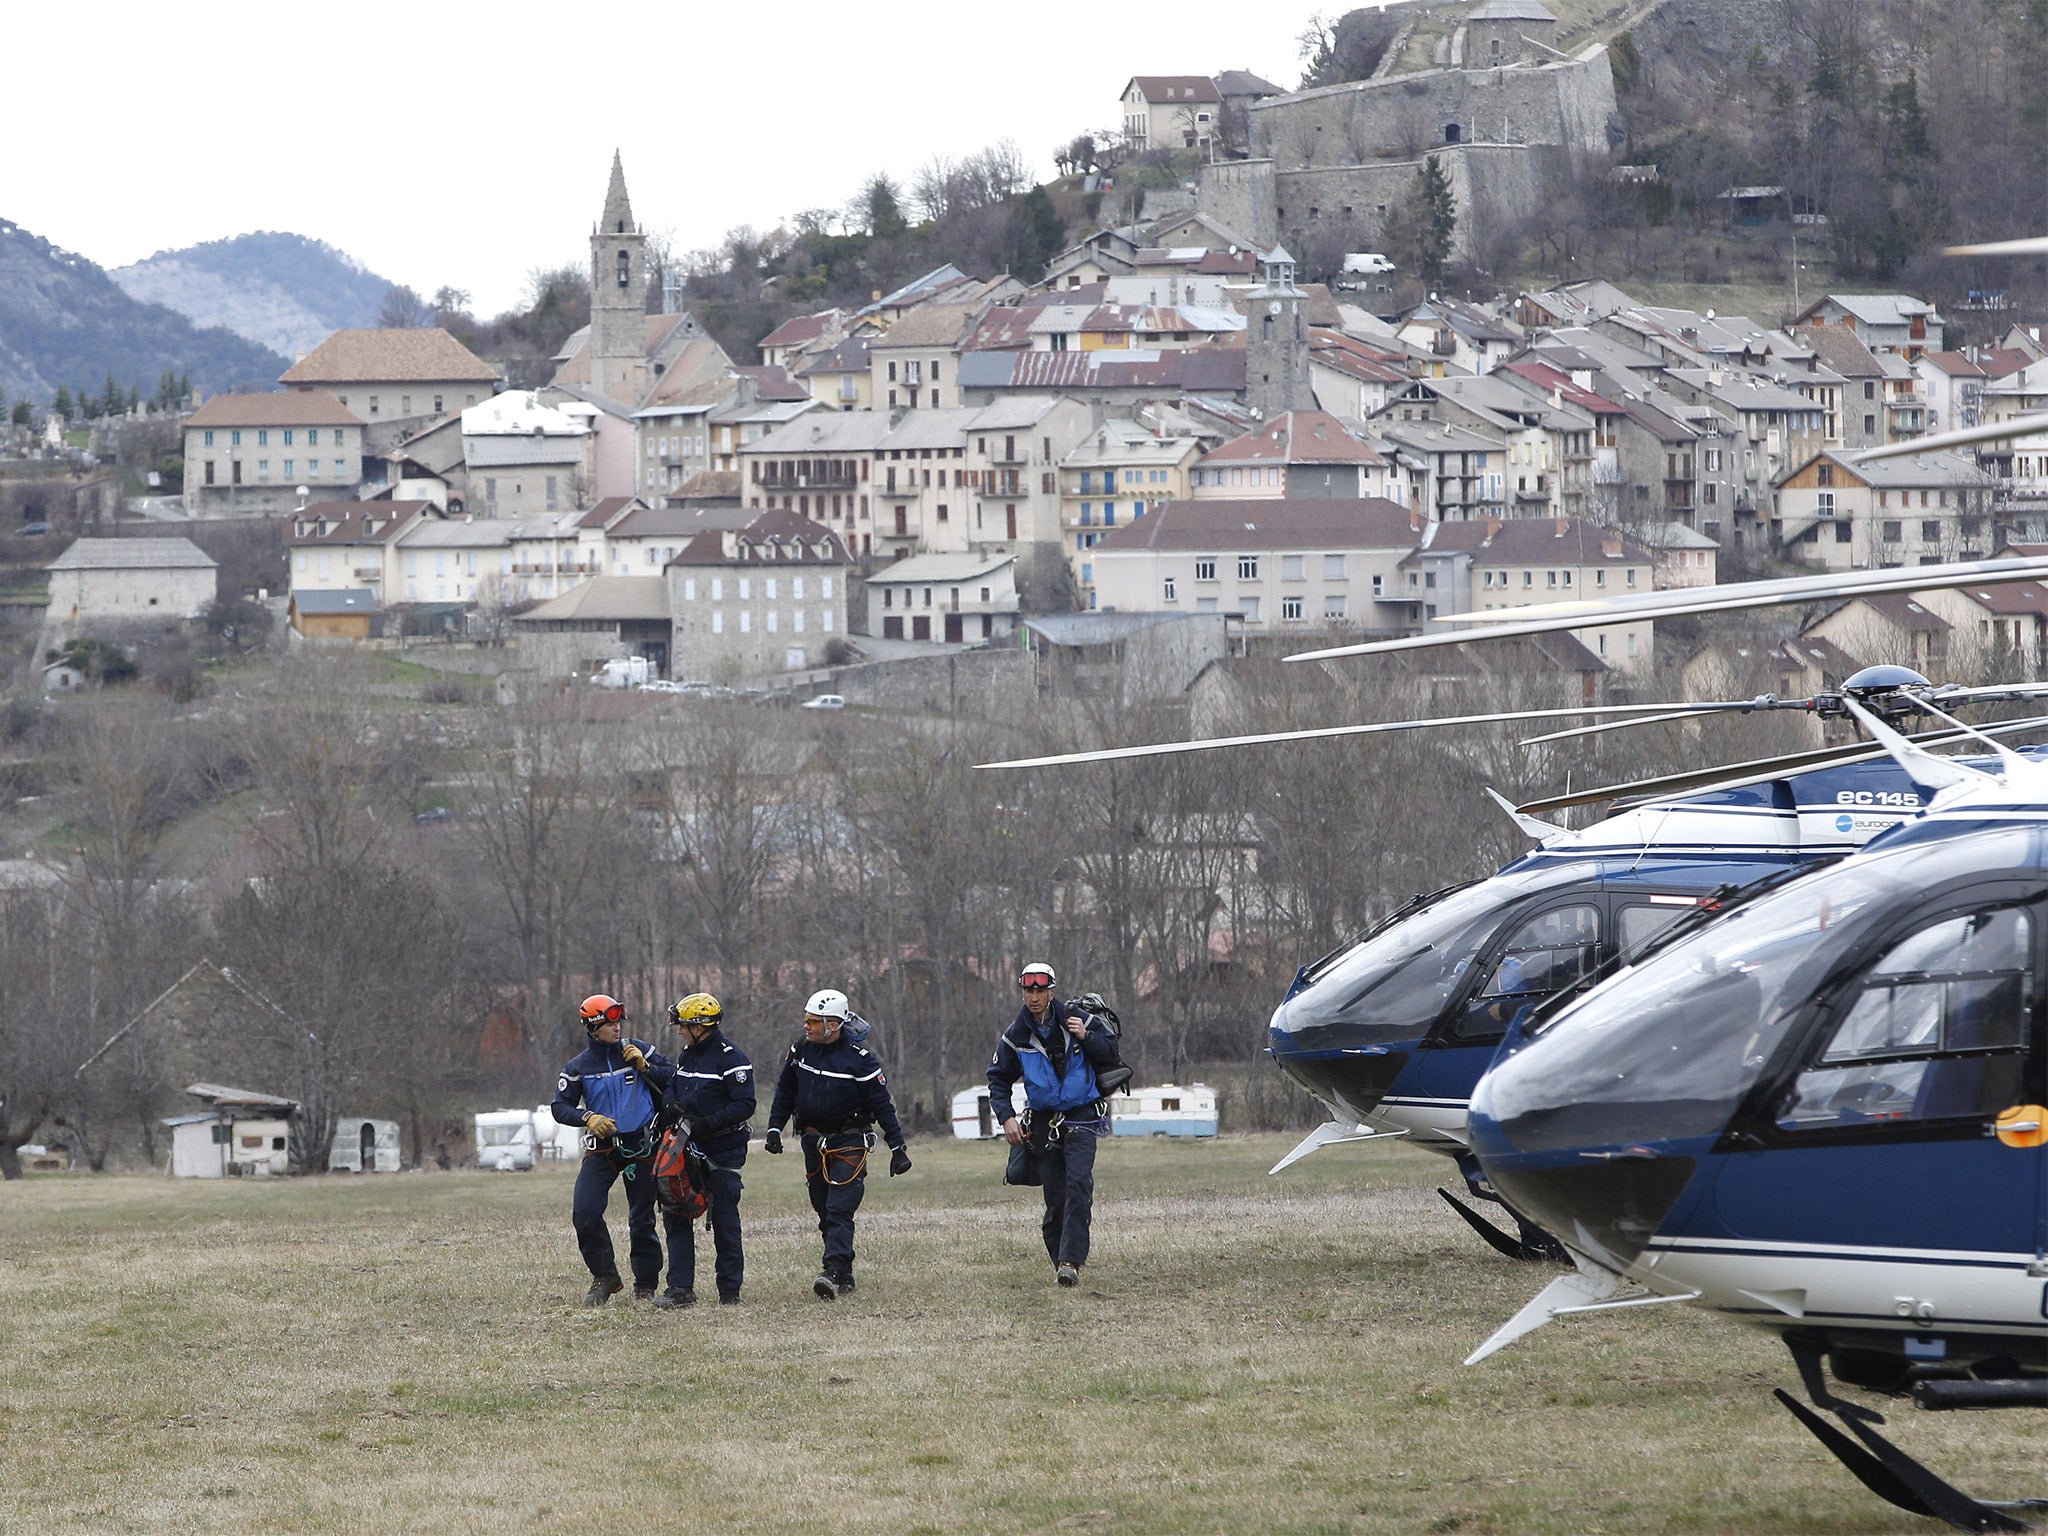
[551,994,675,1305]
[765,988,911,1299]
[988,962,1122,1288]
[655,992,755,1307]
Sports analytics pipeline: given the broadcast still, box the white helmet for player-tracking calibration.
[1017,961,1057,988]
[806,988,851,1020]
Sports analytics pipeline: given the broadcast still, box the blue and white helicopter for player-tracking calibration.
[1464,689,2048,1531]
[987,557,2048,1263]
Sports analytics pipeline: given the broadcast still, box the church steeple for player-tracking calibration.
[599,149,636,237]
[1246,243,1310,420]
[589,151,649,405]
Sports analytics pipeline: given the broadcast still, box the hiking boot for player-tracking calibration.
[584,1275,624,1307]
[833,1275,856,1296]
[1055,1263,1080,1288]
[633,1284,659,1302]
[718,1293,741,1306]
[653,1289,696,1310]
[813,1272,838,1300]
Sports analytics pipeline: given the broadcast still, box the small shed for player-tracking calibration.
[290,588,378,642]
[328,1116,401,1172]
[165,1082,299,1177]
[42,660,87,694]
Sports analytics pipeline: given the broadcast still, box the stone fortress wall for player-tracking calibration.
[1199,7,1619,264]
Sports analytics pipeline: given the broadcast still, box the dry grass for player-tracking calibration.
[0,1136,2008,1534]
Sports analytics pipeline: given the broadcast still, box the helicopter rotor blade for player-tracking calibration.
[974,702,1779,771]
[1514,713,2048,815]
[1945,235,2048,257]
[1850,410,2048,464]
[1286,557,2048,662]
[1521,699,1817,745]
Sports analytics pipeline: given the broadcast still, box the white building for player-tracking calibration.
[46,537,218,624]
[864,552,1018,645]
[1088,497,1421,634]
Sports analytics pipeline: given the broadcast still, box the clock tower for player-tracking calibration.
[1246,244,1311,422]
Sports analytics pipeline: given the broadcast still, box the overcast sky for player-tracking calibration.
[12,2,1310,318]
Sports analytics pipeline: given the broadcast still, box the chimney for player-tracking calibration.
[1553,518,1567,537]
[1602,534,1622,558]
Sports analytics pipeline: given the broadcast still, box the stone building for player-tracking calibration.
[667,510,851,678]
[1198,3,1616,271]
[279,328,498,452]
[182,392,365,515]
[46,537,218,625]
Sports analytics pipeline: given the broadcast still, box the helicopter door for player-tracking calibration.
[1445,903,1602,1046]
[1713,897,2044,1256]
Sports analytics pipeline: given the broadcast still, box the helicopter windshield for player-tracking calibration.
[1274,864,1589,1050]
[1478,828,2041,1154]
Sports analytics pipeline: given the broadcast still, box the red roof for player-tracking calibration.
[1199,410,1386,467]
[1498,359,1621,414]
[1093,497,1419,553]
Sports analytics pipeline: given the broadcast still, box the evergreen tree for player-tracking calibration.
[103,372,124,418]
[53,384,73,420]
[1383,156,1458,283]
[1421,156,1457,279]
[10,398,28,426]
[863,174,908,239]
[1003,185,1066,280]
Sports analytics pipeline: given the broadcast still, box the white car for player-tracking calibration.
[638,679,684,694]
[800,694,846,711]
[1343,252,1397,274]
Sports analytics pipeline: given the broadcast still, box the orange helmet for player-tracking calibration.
[579,994,626,1031]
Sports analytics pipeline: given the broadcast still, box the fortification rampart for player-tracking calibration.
[1206,46,1617,262]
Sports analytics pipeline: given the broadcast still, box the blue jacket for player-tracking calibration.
[768,1033,906,1151]
[988,998,1120,1122]
[663,1029,757,1149]
[551,1038,675,1139]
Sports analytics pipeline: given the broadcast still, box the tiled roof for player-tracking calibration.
[1091,497,1418,554]
[1129,75,1221,103]
[732,365,811,402]
[865,552,1015,584]
[672,509,851,567]
[290,502,425,546]
[517,577,672,623]
[1199,410,1385,467]
[187,390,361,427]
[1406,517,1650,567]
[872,303,978,349]
[758,311,838,350]
[48,536,217,571]
[1855,592,1950,631]
[280,328,496,384]
[1921,351,1986,379]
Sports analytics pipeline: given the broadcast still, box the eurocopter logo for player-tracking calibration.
[1835,813,1855,833]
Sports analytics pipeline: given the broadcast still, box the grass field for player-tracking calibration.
[1,1136,2024,1534]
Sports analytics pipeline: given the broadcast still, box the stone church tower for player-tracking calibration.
[590,151,649,405]
[1246,245,1311,421]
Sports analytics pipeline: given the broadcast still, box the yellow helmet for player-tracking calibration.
[669,992,722,1028]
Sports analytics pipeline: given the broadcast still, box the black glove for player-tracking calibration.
[764,1128,783,1154]
[889,1147,912,1177]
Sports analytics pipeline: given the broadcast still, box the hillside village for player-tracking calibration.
[14,0,2048,1175]
[14,0,2048,706]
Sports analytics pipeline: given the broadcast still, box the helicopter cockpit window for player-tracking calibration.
[1777,907,2033,1133]
[1452,905,1600,1040]
[1618,903,1691,960]
[1275,866,1588,1050]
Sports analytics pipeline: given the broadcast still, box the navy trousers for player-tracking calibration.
[1039,1122,1101,1267]
[802,1133,868,1280]
[662,1142,746,1298]
[572,1151,661,1287]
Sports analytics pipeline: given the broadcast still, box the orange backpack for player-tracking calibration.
[651,1125,710,1220]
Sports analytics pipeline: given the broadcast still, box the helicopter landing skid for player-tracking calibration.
[1436,1187,1568,1263]
[1774,1339,2040,1533]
